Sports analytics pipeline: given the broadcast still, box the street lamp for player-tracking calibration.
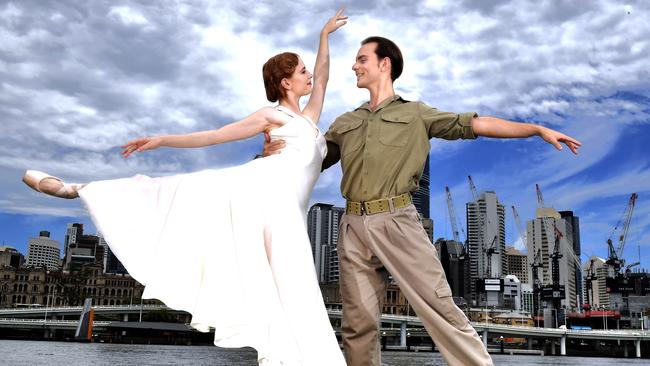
[485,307,488,325]
[43,292,49,323]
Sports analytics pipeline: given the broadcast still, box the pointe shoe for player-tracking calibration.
[22,170,84,199]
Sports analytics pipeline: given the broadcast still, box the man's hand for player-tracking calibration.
[539,126,582,155]
[472,116,582,155]
[262,132,285,157]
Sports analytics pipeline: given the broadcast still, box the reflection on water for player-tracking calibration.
[0,340,647,365]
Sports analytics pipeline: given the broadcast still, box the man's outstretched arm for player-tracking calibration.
[472,116,582,154]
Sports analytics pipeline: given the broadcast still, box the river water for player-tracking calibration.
[0,340,647,365]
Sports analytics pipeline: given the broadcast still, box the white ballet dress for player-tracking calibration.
[78,105,346,365]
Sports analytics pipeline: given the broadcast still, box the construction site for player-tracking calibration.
[439,177,648,330]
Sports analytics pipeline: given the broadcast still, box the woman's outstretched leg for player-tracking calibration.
[22,170,85,199]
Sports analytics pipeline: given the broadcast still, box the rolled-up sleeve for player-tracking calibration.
[419,102,478,140]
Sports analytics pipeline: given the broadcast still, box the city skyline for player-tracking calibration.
[0,1,648,268]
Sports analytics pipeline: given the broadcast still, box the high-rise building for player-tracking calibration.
[99,236,128,274]
[433,239,467,299]
[63,224,105,272]
[503,274,522,310]
[526,208,578,309]
[521,283,535,314]
[413,156,434,242]
[307,203,344,284]
[65,223,83,249]
[0,246,24,268]
[413,155,430,219]
[466,191,506,304]
[583,256,610,309]
[25,231,61,270]
[560,211,583,308]
[64,223,83,267]
[506,246,529,284]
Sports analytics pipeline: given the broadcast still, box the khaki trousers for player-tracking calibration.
[338,204,493,366]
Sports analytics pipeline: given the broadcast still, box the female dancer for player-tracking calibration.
[23,9,348,366]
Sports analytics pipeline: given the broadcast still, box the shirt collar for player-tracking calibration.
[356,94,405,112]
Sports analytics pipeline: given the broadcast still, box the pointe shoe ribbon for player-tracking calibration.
[22,170,83,199]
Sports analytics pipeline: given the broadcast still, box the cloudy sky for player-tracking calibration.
[1,0,649,270]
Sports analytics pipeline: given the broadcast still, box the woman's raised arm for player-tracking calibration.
[302,8,347,124]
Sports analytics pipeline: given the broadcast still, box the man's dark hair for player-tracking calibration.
[361,36,403,81]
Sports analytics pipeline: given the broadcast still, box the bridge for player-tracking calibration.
[0,306,647,357]
[0,304,170,318]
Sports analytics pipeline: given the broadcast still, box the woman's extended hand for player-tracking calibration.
[121,136,164,158]
[322,7,347,35]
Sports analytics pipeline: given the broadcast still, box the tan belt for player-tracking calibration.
[346,193,412,216]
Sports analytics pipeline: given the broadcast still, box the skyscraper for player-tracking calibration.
[63,224,105,272]
[413,156,434,242]
[506,246,529,284]
[583,256,610,309]
[307,203,344,284]
[560,211,583,308]
[526,208,578,309]
[413,155,430,219]
[64,223,83,266]
[26,231,61,270]
[65,223,83,249]
[99,236,128,274]
[0,246,24,268]
[433,239,467,299]
[466,191,506,304]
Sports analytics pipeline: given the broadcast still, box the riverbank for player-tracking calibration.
[1,340,649,366]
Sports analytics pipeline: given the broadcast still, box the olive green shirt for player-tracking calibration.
[323,95,477,202]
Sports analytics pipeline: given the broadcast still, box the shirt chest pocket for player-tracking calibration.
[379,113,413,147]
[338,118,364,157]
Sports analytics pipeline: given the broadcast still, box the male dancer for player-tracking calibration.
[265,37,580,366]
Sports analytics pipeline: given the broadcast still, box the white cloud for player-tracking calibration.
[108,6,150,27]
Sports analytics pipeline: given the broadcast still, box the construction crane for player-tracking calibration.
[538,223,566,327]
[485,236,498,278]
[625,261,640,275]
[530,247,544,323]
[468,175,479,202]
[606,193,638,274]
[551,225,565,295]
[445,186,462,243]
[584,258,597,310]
[511,205,528,250]
[536,183,545,207]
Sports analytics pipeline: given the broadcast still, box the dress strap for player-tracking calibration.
[275,105,320,136]
[275,106,295,119]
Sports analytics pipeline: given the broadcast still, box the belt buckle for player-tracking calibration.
[360,201,367,215]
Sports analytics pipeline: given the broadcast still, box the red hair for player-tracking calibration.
[262,52,299,102]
